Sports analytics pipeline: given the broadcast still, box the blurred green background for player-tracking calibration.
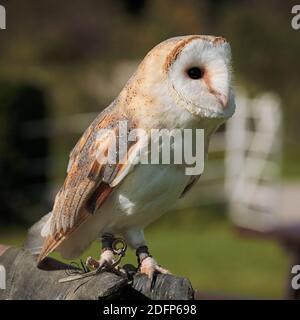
[0,0,299,298]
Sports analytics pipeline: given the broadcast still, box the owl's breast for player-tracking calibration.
[99,163,191,230]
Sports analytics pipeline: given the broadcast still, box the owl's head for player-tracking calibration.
[127,35,235,123]
[164,35,235,119]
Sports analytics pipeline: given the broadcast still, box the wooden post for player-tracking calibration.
[0,246,194,300]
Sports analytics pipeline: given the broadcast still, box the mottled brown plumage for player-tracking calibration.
[38,105,138,262]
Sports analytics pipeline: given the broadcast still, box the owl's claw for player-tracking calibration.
[139,256,171,280]
[86,249,115,272]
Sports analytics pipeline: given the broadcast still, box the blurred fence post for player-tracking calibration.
[225,91,282,231]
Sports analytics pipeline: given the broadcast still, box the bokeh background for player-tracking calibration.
[0,0,300,298]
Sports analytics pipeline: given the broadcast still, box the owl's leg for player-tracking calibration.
[136,245,171,279]
[124,229,170,280]
[86,233,115,271]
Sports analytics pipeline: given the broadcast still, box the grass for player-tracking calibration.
[282,151,300,180]
[0,207,287,298]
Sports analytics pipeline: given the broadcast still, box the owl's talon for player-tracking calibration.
[86,249,115,272]
[86,256,100,269]
[139,256,171,279]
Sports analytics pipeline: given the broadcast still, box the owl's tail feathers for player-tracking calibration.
[23,212,52,256]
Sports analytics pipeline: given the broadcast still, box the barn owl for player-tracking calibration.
[24,35,235,279]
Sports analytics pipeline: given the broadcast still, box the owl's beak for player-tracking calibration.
[214,91,228,109]
[217,94,228,109]
[203,72,229,109]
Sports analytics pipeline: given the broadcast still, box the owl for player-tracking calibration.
[25,35,235,279]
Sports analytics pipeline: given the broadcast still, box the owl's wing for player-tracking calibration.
[37,104,141,263]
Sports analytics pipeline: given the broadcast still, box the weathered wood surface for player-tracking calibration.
[0,246,194,300]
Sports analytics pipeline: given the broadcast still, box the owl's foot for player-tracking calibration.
[86,249,115,272]
[86,232,116,272]
[139,256,170,279]
[86,233,128,275]
[136,245,171,280]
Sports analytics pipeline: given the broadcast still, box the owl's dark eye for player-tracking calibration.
[187,67,204,79]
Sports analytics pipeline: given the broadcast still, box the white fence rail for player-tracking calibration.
[225,92,282,231]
